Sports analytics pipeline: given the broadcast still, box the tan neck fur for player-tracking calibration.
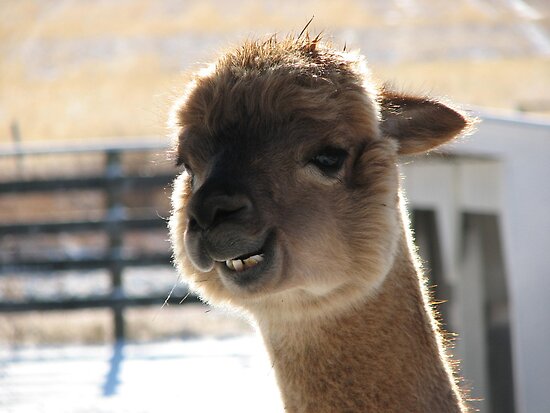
[257,238,466,413]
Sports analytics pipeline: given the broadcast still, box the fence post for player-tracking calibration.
[105,150,126,341]
[10,121,24,177]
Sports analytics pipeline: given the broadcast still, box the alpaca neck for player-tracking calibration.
[257,240,465,413]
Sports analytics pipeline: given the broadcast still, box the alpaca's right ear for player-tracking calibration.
[379,89,471,155]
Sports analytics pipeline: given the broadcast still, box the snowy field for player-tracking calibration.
[0,335,283,413]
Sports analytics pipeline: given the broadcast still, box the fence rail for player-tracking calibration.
[0,293,200,313]
[0,174,173,193]
[0,216,165,236]
[0,139,194,339]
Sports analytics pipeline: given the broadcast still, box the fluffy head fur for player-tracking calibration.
[169,35,469,320]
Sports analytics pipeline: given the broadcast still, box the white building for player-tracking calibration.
[403,112,550,413]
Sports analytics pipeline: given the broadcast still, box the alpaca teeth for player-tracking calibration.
[243,257,257,266]
[233,259,244,272]
[224,254,265,272]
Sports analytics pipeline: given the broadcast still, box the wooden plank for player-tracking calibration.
[0,293,200,312]
[0,217,167,235]
[0,138,168,157]
[0,254,173,274]
[0,174,173,193]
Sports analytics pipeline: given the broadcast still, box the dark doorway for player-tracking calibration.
[464,214,516,413]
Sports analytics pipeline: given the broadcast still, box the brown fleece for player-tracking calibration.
[168,33,472,412]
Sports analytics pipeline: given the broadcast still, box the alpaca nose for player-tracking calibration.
[188,189,254,231]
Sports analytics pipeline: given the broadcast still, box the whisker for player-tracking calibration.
[179,290,192,304]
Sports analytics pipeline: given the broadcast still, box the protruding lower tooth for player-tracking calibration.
[251,254,264,262]
[225,253,265,272]
[243,257,258,267]
[233,260,244,272]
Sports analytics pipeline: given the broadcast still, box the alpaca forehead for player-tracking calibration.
[185,75,361,125]
[175,38,381,163]
[177,80,380,161]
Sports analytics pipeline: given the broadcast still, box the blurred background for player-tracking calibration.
[1,1,549,412]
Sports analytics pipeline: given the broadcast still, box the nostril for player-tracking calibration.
[191,191,253,230]
[211,205,247,228]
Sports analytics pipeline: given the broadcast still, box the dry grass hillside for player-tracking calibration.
[1,0,549,144]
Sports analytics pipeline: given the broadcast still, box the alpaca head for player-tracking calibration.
[169,35,470,320]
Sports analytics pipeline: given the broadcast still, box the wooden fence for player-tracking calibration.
[0,140,199,340]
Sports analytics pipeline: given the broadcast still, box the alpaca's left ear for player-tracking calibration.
[379,89,472,155]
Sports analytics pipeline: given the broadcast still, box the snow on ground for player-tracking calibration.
[0,335,283,413]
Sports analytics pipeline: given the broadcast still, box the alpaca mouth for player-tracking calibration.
[215,231,277,288]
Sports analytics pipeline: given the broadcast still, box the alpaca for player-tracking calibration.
[169,34,472,412]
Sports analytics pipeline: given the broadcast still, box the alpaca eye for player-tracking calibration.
[310,147,348,175]
[181,162,193,176]
[181,163,196,185]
